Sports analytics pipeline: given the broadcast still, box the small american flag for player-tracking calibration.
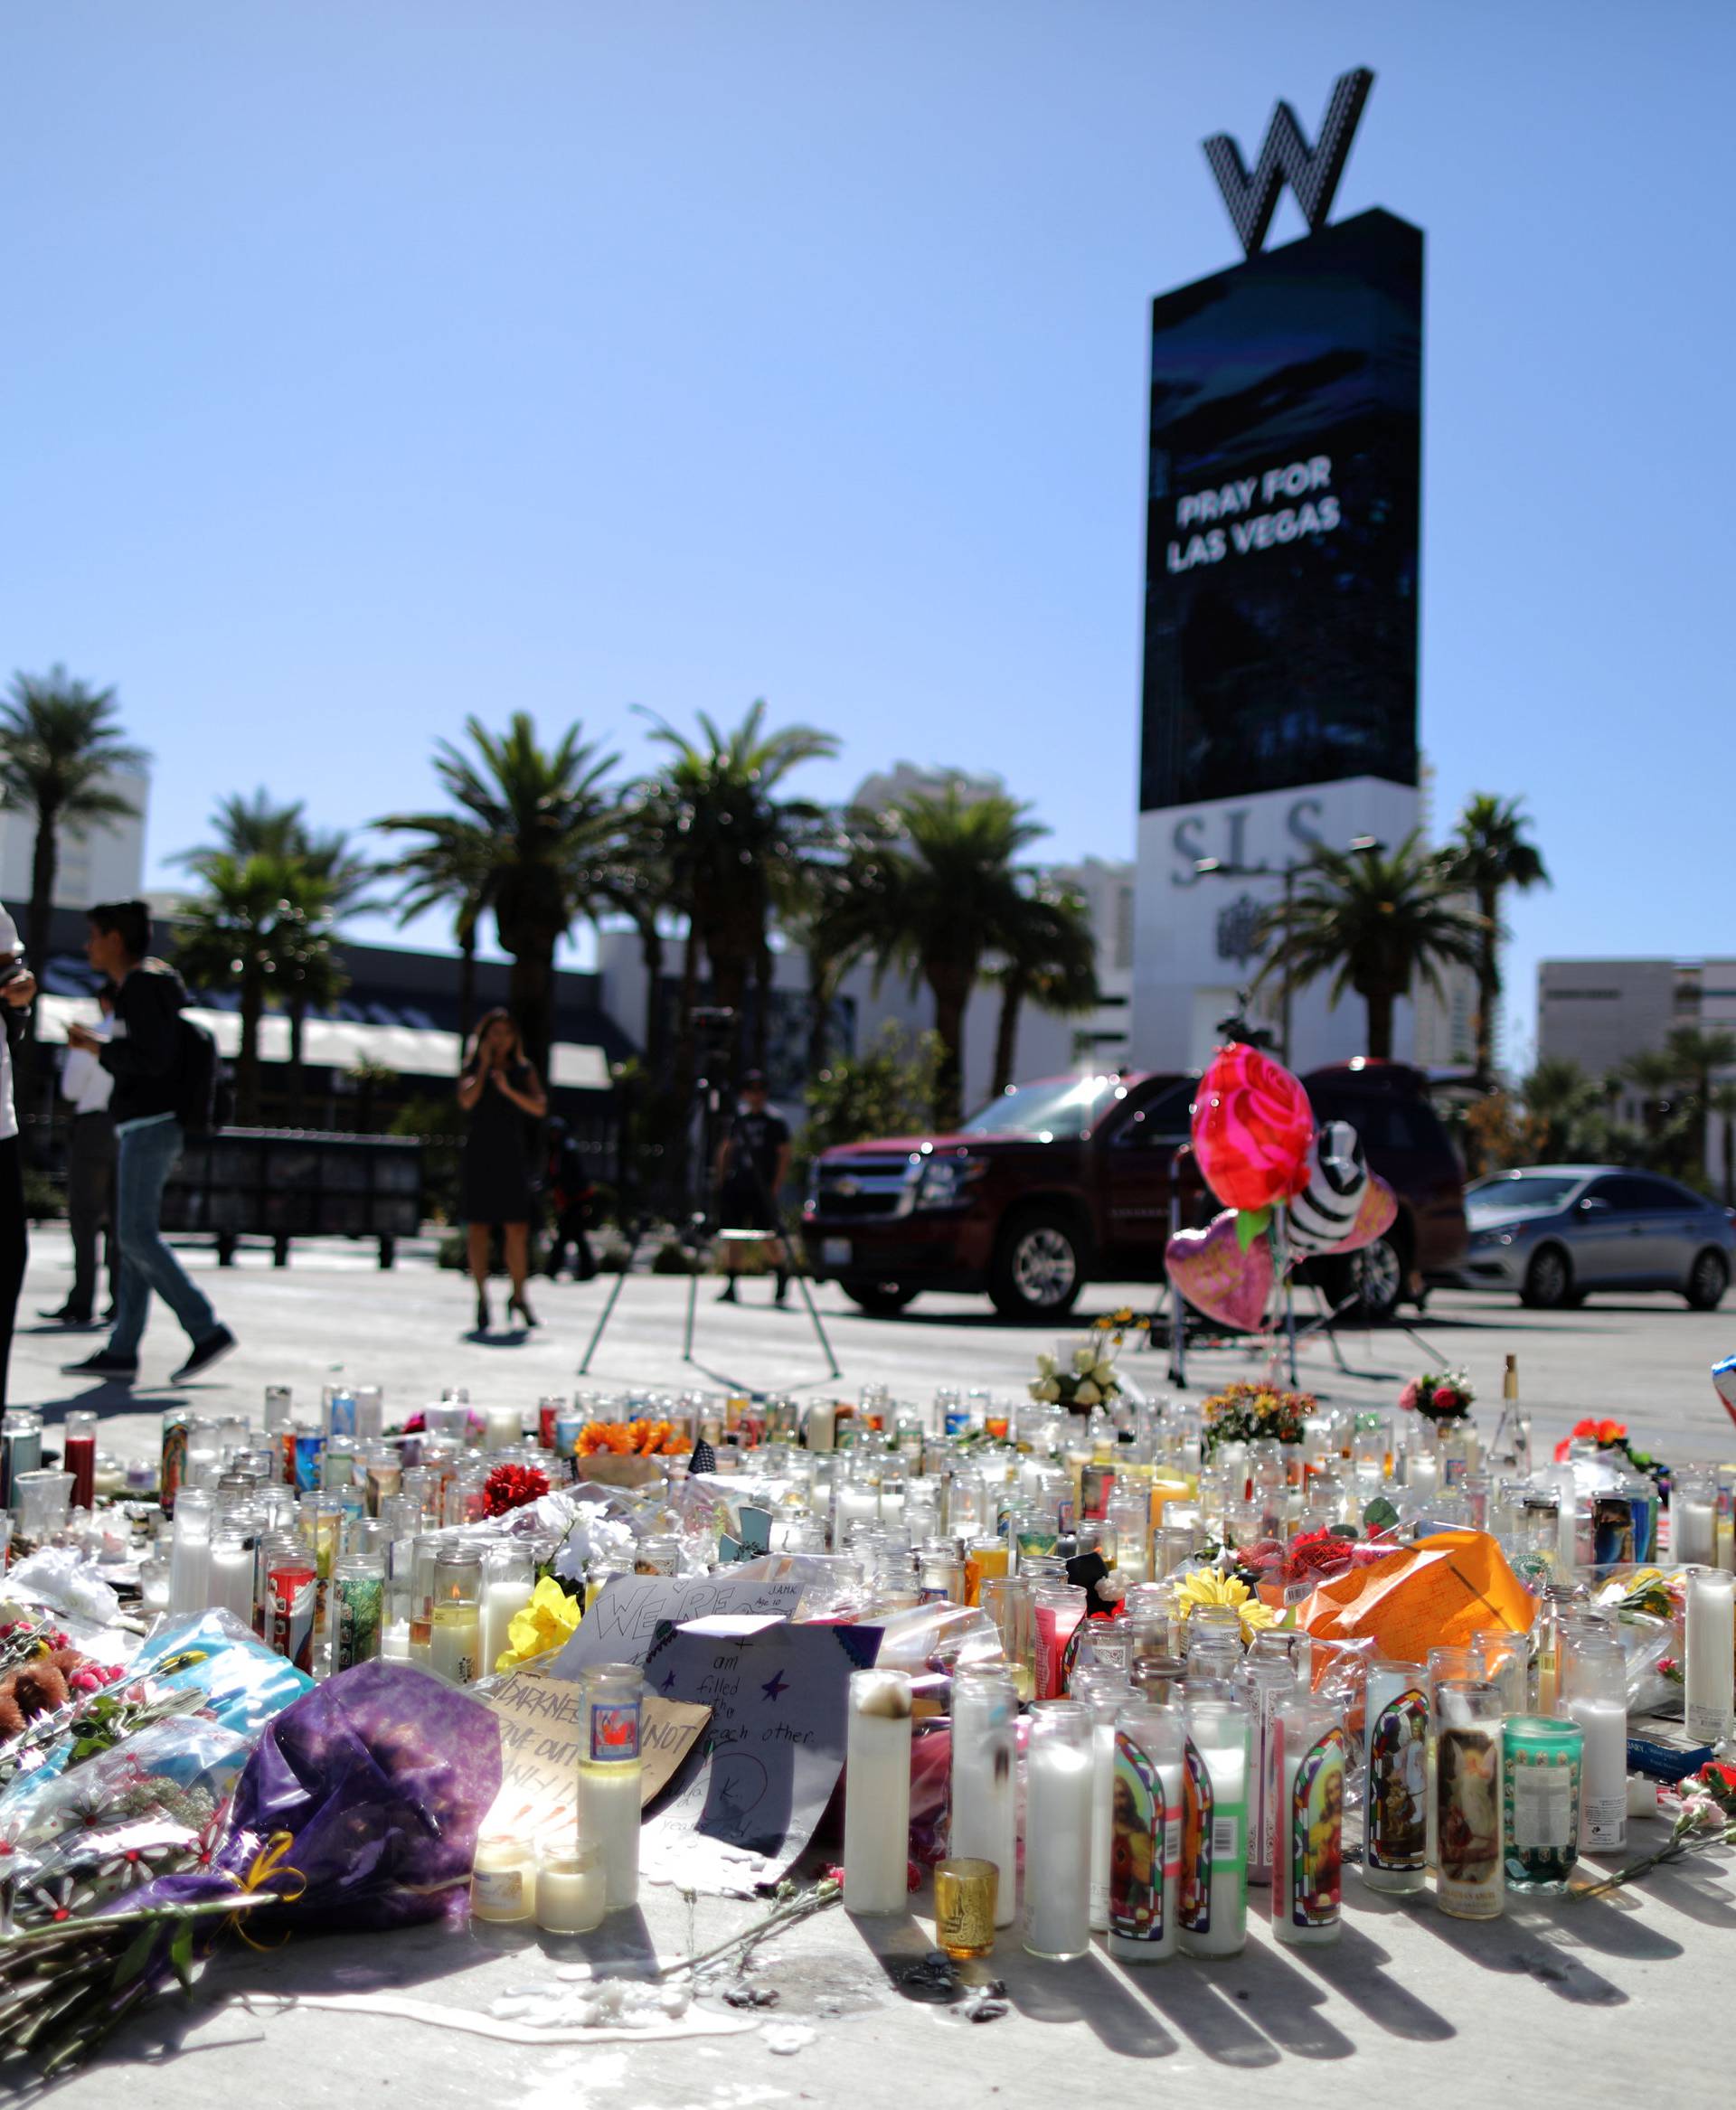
[690,1437,717,1475]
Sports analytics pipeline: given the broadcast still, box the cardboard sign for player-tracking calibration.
[638,1615,882,1896]
[553,1572,809,1672]
[482,1669,710,1842]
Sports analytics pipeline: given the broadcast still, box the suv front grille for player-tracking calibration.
[813,1158,915,1220]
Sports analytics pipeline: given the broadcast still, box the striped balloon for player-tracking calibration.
[1285,1121,1369,1257]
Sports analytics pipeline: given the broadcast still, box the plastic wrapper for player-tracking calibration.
[868,1603,1004,1700]
[128,1608,314,1738]
[1297,1530,1533,1659]
[0,1711,247,1850]
[4,1549,122,1629]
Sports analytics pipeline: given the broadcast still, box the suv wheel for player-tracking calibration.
[1685,1248,1730,1312]
[1522,1242,1574,1311]
[990,1209,1086,1322]
[841,1281,919,1318]
[1351,1232,1405,1324]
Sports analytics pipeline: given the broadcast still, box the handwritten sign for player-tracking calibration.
[553,1572,809,1672]
[482,1670,710,1842]
[639,1615,882,1896]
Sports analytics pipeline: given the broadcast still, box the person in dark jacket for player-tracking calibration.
[0,908,40,1409]
[61,900,236,1385]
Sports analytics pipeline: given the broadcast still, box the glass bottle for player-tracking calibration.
[1503,1714,1581,1892]
[1433,1679,1504,1918]
[843,1669,913,1917]
[1271,1694,1346,1945]
[1022,1700,1093,1961]
[1108,1697,1184,1964]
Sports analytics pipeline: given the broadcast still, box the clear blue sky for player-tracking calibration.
[5,1,1729,1062]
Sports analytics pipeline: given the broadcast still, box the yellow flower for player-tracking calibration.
[1173,1566,1276,1637]
[495,1576,583,1672]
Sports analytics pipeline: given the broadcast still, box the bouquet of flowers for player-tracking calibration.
[482,1462,551,1516]
[576,1418,685,1457]
[1199,1380,1316,1455]
[1398,1369,1474,1425]
[1552,1417,1665,1481]
[1029,1314,1146,1414]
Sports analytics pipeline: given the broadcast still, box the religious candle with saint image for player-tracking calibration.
[1176,1696,1249,1960]
[1272,1696,1345,1945]
[1108,1699,1183,1964]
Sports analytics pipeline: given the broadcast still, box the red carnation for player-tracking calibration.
[482,1462,550,1517]
[1432,1386,1459,1411]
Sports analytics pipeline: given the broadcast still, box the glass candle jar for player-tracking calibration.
[1022,1700,1094,1961]
[1271,1695,1347,1945]
[934,1858,997,1959]
[470,1834,535,1925]
[13,1470,72,1555]
[1033,1582,1089,1700]
[1673,1468,1719,1566]
[1362,1658,1428,1894]
[334,1552,386,1671]
[429,1548,484,1685]
[62,1410,98,1512]
[980,1577,1037,1702]
[168,1488,213,1615]
[843,1668,913,1916]
[949,1666,1019,1926]
[1433,1679,1504,1918]
[1236,1653,1297,1888]
[265,1531,318,1672]
[1685,1567,1736,1747]
[1072,1669,1132,1934]
[480,1543,536,1677]
[579,1663,644,1911]
[534,1841,606,1935]
[1503,1714,1581,1892]
[1561,1634,1627,1853]
[1177,1694,1250,1960]
[1108,1698,1184,1964]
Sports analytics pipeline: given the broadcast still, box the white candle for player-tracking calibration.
[481,1573,534,1678]
[1177,1700,1250,1960]
[210,1535,256,1626]
[534,1845,607,1934]
[484,1404,521,1450]
[382,1620,411,1662]
[1676,1498,1718,1566]
[1238,1657,1297,1887]
[1567,1697,1628,1851]
[1107,1701,1183,1964]
[1271,1699,1346,1945]
[577,1763,642,1910]
[844,1670,913,1916]
[470,1835,534,1924]
[949,1669,1018,1926]
[429,1606,480,1685]
[1022,1702,1093,1960]
[1686,1568,1736,1746]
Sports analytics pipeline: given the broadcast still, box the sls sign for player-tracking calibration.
[1203,68,1373,258]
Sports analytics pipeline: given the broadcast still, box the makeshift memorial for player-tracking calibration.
[1165,1211,1275,1333]
[1027,1317,1146,1414]
[1191,1041,1313,1213]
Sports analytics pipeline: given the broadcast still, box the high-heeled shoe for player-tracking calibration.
[508,1290,539,1329]
[475,1287,493,1333]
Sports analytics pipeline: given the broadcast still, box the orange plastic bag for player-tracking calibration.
[1297,1531,1533,1661]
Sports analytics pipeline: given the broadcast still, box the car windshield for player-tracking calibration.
[962,1076,1114,1141]
[1467,1175,1583,1216]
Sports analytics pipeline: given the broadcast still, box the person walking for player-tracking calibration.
[542,1116,598,1281]
[0,909,40,1410]
[40,982,118,1327]
[62,900,237,1385]
[458,1007,547,1333]
[712,1069,792,1305]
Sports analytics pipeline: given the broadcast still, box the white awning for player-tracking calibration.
[35,994,611,1092]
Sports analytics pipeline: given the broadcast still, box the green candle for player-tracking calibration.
[1503,1715,1581,1892]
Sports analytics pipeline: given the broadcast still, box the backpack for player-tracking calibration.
[176,1014,231,1137]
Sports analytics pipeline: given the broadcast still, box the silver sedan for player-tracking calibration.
[1452,1165,1734,1310]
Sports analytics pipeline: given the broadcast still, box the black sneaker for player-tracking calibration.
[61,1350,138,1380]
[715,1281,738,1305]
[38,1305,92,1325]
[171,1325,238,1383]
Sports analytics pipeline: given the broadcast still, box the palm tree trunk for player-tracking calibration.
[25,811,57,1049]
[288,1000,307,1126]
[637,917,665,1082]
[507,940,555,1082]
[927,965,971,1129]
[457,918,477,1048]
[1364,988,1395,1063]
[709,946,749,1078]
[806,948,833,1082]
[1474,882,1498,1087]
[992,975,1026,1100]
[751,940,772,1073]
[1725,1119,1734,1208]
[238,975,265,1125]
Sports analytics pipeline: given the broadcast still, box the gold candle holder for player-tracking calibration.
[934,1857,998,1959]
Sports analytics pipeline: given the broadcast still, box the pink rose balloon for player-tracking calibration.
[1165,1209,1275,1332]
[1325,1173,1398,1255]
[1191,1042,1315,1212]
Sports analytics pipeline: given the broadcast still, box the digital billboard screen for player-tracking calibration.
[1138,208,1422,814]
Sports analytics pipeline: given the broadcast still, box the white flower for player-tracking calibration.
[1036,1352,1058,1379]
[1037,1378,1062,1404]
[1075,1380,1102,1407]
[1092,1359,1117,1386]
[1073,1346,1097,1374]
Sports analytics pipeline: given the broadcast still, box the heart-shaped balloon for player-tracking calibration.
[1165,1207,1275,1332]
[1287,1120,1370,1257]
[1192,1042,1314,1212]
[1325,1173,1398,1255]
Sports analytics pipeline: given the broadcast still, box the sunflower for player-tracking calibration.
[1173,1566,1276,1637]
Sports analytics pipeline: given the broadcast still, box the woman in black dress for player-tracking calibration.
[457,1008,548,1333]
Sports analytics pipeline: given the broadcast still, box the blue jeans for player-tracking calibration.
[108,1117,217,1359]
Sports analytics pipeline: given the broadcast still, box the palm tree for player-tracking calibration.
[1661,1026,1736,1180]
[1440,795,1551,1088]
[0,667,146,1073]
[987,881,1099,1099]
[1520,1056,1603,1161]
[377,714,618,1078]
[848,785,1047,1127]
[641,701,838,1077]
[172,852,303,1123]
[1622,1048,1685,1141]
[1254,833,1485,1062]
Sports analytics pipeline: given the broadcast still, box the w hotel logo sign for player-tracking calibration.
[1203,69,1374,258]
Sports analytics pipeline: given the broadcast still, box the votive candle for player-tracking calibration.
[1177,1695,1250,1960]
[844,1669,914,1916]
[1022,1700,1093,1961]
[1108,1698,1184,1964]
[1271,1695,1346,1945]
[949,1666,1019,1926]
[1685,1567,1735,1747]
